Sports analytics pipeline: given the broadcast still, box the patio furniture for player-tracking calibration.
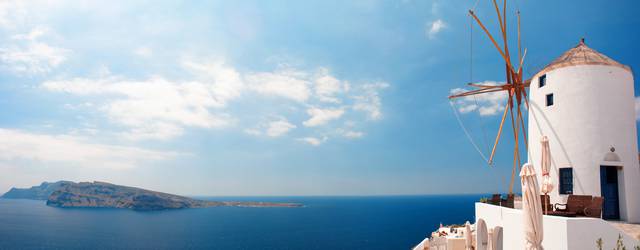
[554,195,593,216]
[584,196,604,218]
[489,194,501,206]
[540,194,552,213]
[546,210,577,217]
[502,194,514,208]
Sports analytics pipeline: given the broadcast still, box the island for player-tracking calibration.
[1,181,73,200]
[2,181,302,210]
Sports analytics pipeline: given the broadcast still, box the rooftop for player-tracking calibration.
[536,38,631,77]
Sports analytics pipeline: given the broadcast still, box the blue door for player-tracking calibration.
[600,166,620,220]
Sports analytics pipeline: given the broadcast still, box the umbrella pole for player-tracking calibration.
[544,193,548,215]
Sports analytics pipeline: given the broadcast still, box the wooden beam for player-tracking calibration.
[492,0,505,36]
[500,0,513,68]
[523,78,531,87]
[487,96,512,164]
[517,103,528,152]
[467,83,507,89]
[448,87,507,99]
[509,143,518,194]
[494,0,516,80]
[521,86,530,109]
[507,92,522,194]
[503,0,507,37]
[517,11,522,71]
[469,10,519,77]
[469,11,506,64]
[517,49,527,76]
[509,96,520,171]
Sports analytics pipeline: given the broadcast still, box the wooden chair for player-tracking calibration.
[540,194,553,213]
[554,195,593,216]
[489,194,501,206]
[584,196,604,218]
[546,210,576,217]
[502,194,515,208]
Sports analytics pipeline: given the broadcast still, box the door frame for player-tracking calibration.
[600,165,621,220]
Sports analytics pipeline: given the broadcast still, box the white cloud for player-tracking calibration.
[42,57,389,143]
[352,82,389,120]
[457,103,478,113]
[246,117,297,137]
[0,27,68,75]
[427,19,446,39]
[119,122,185,141]
[182,60,245,106]
[0,128,176,169]
[42,71,237,140]
[303,107,345,127]
[314,68,349,103]
[0,0,27,29]
[11,27,46,40]
[246,68,311,102]
[244,128,261,136]
[342,130,364,139]
[133,46,153,57]
[266,120,296,137]
[298,136,327,146]
[344,131,364,139]
[449,81,507,116]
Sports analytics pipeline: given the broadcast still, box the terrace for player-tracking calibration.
[476,202,639,249]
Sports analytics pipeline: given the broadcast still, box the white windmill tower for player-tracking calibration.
[527,38,640,222]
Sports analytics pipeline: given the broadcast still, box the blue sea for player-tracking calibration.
[0,195,481,249]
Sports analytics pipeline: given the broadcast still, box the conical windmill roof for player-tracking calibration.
[536,38,631,77]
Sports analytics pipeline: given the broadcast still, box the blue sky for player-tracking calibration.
[1,0,639,196]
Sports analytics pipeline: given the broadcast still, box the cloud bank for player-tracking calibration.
[450,81,507,116]
[0,128,176,169]
[42,62,388,144]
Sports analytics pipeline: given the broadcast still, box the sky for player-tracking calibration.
[1,0,640,196]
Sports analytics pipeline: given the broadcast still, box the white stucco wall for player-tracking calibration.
[412,237,429,250]
[527,64,640,222]
[476,203,639,249]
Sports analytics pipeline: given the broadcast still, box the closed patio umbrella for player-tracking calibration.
[521,163,544,250]
[487,228,494,250]
[465,221,473,250]
[476,219,488,250]
[492,226,503,250]
[540,136,553,215]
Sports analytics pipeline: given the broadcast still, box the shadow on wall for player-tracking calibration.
[529,101,586,194]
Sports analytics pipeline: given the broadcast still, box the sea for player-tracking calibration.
[0,195,481,249]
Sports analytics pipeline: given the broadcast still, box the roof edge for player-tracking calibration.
[533,61,632,79]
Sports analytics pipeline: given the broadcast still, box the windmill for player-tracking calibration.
[448,0,530,194]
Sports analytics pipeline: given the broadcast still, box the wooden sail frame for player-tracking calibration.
[448,0,529,194]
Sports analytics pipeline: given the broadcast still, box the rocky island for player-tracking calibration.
[1,181,73,200]
[2,181,302,210]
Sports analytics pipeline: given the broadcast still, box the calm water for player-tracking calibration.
[0,195,481,249]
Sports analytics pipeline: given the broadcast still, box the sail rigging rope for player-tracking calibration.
[469,12,492,158]
[449,0,516,167]
[449,101,491,164]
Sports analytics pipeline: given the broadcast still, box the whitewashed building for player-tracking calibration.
[527,39,640,223]
[417,39,640,250]
[475,40,640,249]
